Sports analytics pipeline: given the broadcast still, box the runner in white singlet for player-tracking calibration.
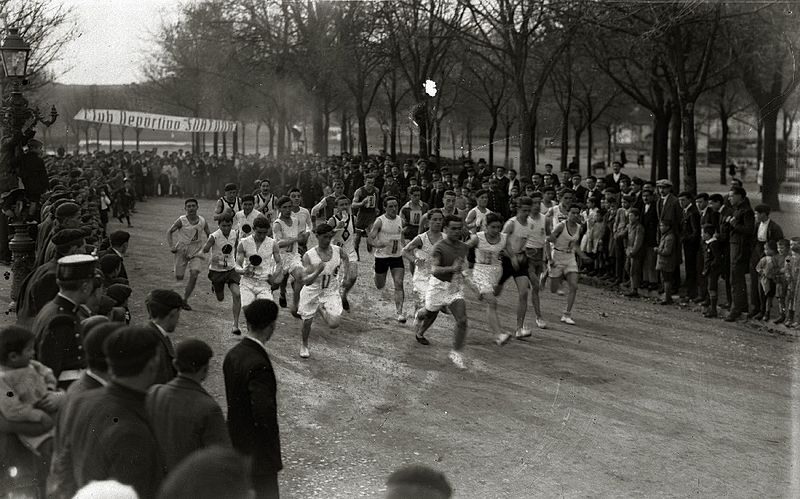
[327,195,358,311]
[464,189,492,234]
[167,198,210,310]
[547,204,592,325]
[497,197,535,341]
[403,209,444,315]
[467,213,507,343]
[525,191,548,330]
[201,213,243,335]
[254,179,278,223]
[273,195,308,317]
[296,224,350,359]
[236,215,283,310]
[368,196,406,323]
[233,195,263,236]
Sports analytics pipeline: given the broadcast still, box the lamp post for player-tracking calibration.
[0,27,58,311]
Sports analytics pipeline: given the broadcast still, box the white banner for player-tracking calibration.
[74,109,238,133]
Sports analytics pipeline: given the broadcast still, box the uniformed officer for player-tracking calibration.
[32,254,99,389]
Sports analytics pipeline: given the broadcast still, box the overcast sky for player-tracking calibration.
[49,0,185,85]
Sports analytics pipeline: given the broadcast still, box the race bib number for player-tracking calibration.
[411,211,421,225]
[321,275,331,289]
[365,195,375,208]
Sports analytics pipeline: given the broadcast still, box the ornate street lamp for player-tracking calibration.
[0,27,58,312]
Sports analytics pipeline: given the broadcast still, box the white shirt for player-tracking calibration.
[757,221,769,242]
[86,370,108,386]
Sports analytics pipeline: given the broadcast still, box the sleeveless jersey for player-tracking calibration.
[475,232,506,266]
[374,214,403,258]
[506,216,531,254]
[553,222,580,253]
[240,235,277,278]
[415,232,438,262]
[219,196,242,214]
[401,201,425,229]
[177,215,207,255]
[468,207,492,233]
[525,214,547,249]
[254,193,277,217]
[273,216,300,254]
[548,204,568,224]
[305,246,342,293]
[209,228,239,271]
[331,212,356,256]
[234,209,262,233]
[355,187,379,214]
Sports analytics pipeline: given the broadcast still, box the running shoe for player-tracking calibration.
[300,346,310,358]
[536,318,547,329]
[495,333,512,345]
[415,335,430,345]
[279,295,288,308]
[231,328,242,336]
[181,301,192,311]
[342,295,350,311]
[560,314,576,325]
[515,327,532,338]
[448,350,466,369]
[397,313,407,324]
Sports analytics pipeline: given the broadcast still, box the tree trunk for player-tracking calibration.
[414,99,429,158]
[756,119,763,168]
[488,116,497,168]
[241,124,246,155]
[587,124,593,177]
[408,126,413,155]
[560,109,569,171]
[95,126,101,152]
[574,126,582,173]
[451,123,457,160]
[466,120,473,159]
[435,119,442,159]
[108,124,112,152]
[277,107,287,158]
[312,98,325,155]
[222,132,227,157]
[135,128,141,152]
[606,124,612,167]
[504,121,512,168]
[268,122,275,157]
[341,110,348,154]
[761,107,780,210]
[720,114,729,185]
[518,106,534,177]
[680,101,698,195]
[669,104,681,188]
[382,130,388,152]
[120,126,126,151]
[358,110,368,160]
[653,113,669,181]
[213,132,219,156]
[323,110,330,156]
[255,123,261,154]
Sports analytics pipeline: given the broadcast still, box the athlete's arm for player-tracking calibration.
[465,234,479,249]
[351,189,364,209]
[234,242,250,275]
[547,222,565,244]
[402,236,423,260]
[203,220,211,237]
[272,239,282,265]
[301,253,323,285]
[311,198,327,218]
[201,234,215,254]
[167,218,183,252]
[464,209,477,231]
[368,218,386,247]
[327,216,338,228]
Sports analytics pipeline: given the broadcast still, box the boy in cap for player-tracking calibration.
[105,284,132,324]
[203,212,243,335]
[100,230,130,280]
[145,289,184,385]
[146,338,230,472]
[167,198,210,310]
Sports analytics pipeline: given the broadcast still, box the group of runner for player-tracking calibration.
[166,177,589,369]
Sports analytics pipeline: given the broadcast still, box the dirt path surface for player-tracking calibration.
[2,195,796,498]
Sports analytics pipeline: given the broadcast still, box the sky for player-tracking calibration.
[49,0,185,85]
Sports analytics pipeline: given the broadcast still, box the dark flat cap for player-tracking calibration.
[103,326,159,373]
[146,289,183,310]
[109,231,130,246]
[52,229,85,247]
[55,202,80,218]
[175,338,213,372]
[106,284,132,306]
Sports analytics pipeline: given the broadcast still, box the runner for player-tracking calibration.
[201,212,242,335]
[166,198,210,310]
[417,190,464,234]
[328,195,358,311]
[213,183,241,220]
[464,189,492,234]
[254,179,278,223]
[413,215,470,369]
[400,186,429,275]
[236,215,283,308]
[312,180,345,228]
[297,224,351,359]
[403,209,444,317]
[544,188,575,292]
[368,196,407,323]
[233,194,263,236]
[273,195,308,317]
[352,174,380,260]
[548,204,593,325]
[289,187,314,250]
[466,213,507,344]
[497,197,538,339]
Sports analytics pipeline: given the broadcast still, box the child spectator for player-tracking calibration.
[755,240,780,321]
[787,238,800,328]
[701,224,724,318]
[0,326,63,456]
[655,221,677,305]
[625,208,644,297]
[580,197,604,276]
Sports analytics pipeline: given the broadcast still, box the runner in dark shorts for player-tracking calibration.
[208,269,241,300]
[352,174,380,259]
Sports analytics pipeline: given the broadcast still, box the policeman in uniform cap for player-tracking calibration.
[32,254,99,389]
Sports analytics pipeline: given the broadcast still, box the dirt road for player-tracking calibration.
[2,195,796,498]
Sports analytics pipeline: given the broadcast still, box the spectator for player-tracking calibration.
[157,446,252,499]
[724,186,755,322]
[145,289,185,385]
[678,191,701,301]
[749,204,783,318]
[146,339,230,472]
[385,465,453,499]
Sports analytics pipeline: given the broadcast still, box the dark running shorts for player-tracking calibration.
[374,256,405,274]
[208,269,241,294]
[500,254,528,285]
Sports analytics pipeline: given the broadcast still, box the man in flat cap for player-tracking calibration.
[32,255,98,388]
[53,326,164,499]
[36,202,81,267]
[98,230,130,280]
[146,338,230,472]
[16,229,87,327]
[145,289,184,384]
[655,179,682,292]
